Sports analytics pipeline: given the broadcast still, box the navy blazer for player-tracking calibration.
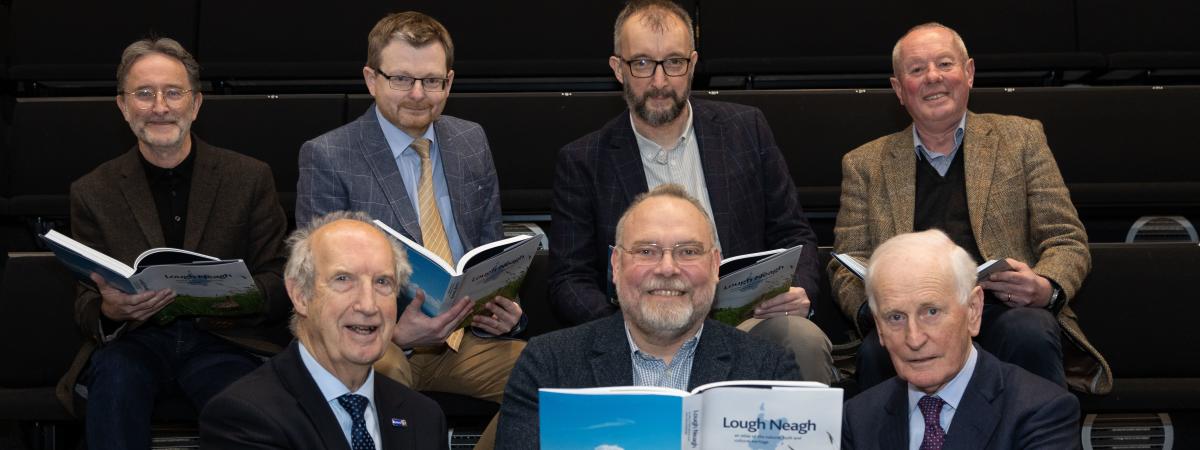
[842,346,1081,450]
[296,105,503,248]
[199,341,447,450]
[495,312,801,450]
[548,98,821,325]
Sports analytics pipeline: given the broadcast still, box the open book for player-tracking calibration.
[712,245,803,326]
[832,252,1012,281]
[41,230,263,324]
[539,380,842,450]
[373,220,540,326]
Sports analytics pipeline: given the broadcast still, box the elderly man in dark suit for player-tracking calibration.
[842,230,1080,450]
[59,38,290,450]
[829,22,1110,395]
[295,12,523,449]
[548,0,835,384]
[200,211,446,449]
[498,184,801,449]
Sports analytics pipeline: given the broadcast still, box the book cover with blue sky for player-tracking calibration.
[540,390,683,450]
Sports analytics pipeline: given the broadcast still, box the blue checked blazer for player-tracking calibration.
[296,105,503,248]
[548,98,822,325]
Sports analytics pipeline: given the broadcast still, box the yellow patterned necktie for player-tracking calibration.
[411,137,464,351]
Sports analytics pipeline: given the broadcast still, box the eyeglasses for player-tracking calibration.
[618,242,712,265]
[371,67,450,91]
[122,87,193,110]
[617,57,691,78]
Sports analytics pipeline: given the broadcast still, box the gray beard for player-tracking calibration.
[625,84,688,127]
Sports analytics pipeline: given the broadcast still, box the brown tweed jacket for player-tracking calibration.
[829,112,1112,394]
[55,138,290,414]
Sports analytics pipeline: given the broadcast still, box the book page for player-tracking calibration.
[697,386,843,449]
[539,388,686,450]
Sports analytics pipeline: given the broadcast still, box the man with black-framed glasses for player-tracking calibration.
[296,11,524,450]
[548,0,836,384]
[62,37,290,450]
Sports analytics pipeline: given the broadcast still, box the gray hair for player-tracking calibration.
[891,22,970,77]
[116,37,200,92]
[285,211,411,333]
[614,183,717,247]
[613,0,695,55]
[864,229,977,314]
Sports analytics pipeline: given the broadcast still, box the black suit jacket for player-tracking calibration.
[842,346,1081,450]
[548,98,821,325]
[495,313,801,449]
[199,341,447,450]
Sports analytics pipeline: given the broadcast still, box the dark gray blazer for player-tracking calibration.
[548,98,821,325]
[295,105,503,248]
[199,341,447,450]
[842,346,1081,450]
[495,312,801,449]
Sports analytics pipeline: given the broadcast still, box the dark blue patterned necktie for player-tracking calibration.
[337,394,373,450]
[918,395,946,450]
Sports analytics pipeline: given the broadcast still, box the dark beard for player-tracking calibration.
[625,83,688,127]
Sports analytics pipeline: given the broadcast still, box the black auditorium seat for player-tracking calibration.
[1078,0,1200,84]
[1071,242,1200,412]
[6,97,132,247]
[197,0,658,92]
[698,0,1101,89]
[969,86,1200,242]
[191,94,347,225]
[7,0,198,93]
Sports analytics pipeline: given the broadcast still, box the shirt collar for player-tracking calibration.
[138,144,196,185]
[907,344,978,415]
[913,113,967,161]
[630,100,695,159]
[298,341,377,404]
[622,319,704,361]
[375,105,438,161]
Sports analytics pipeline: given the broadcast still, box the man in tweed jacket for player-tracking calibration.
[829,22,1111,394]
[295,12,523,449]
[548,0,836,384]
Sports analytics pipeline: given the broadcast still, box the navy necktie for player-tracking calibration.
[918,395,946,450]
[337,394,374,450]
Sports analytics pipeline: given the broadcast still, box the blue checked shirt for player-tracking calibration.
[624,322,703,390]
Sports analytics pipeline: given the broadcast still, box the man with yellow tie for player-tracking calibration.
[296,11,524,450]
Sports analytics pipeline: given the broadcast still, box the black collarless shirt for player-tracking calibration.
[138,149,195,249]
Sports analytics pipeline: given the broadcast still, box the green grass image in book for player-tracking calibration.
[710,283,789,326]
[456,275,526,329]
[154,288,266,325]
[711,245,804,327]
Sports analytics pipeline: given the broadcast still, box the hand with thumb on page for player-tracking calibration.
[92,272,175,322]
[391,288,473,348]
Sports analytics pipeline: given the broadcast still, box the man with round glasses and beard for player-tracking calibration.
[497,184,800,449]
[548,0,835,385]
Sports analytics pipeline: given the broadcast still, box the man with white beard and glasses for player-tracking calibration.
[548,0,835,385]
[496,184,800,450]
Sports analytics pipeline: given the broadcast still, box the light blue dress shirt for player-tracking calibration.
[375,107,466,262]
[906,345,978,450]
[913,114,968,177]
[299,342,382,450]
[623,322,703,390]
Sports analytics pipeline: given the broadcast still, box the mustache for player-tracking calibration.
[642,277,689,292]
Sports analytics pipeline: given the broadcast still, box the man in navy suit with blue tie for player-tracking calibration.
[842,230,1080,450]
[295,12,524,449]
[200,211,446,449]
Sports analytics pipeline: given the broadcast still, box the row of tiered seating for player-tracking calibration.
[2,0,1198,94]
[0,86,1196,252]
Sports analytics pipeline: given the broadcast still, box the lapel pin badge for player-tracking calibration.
[391,418,408,428]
